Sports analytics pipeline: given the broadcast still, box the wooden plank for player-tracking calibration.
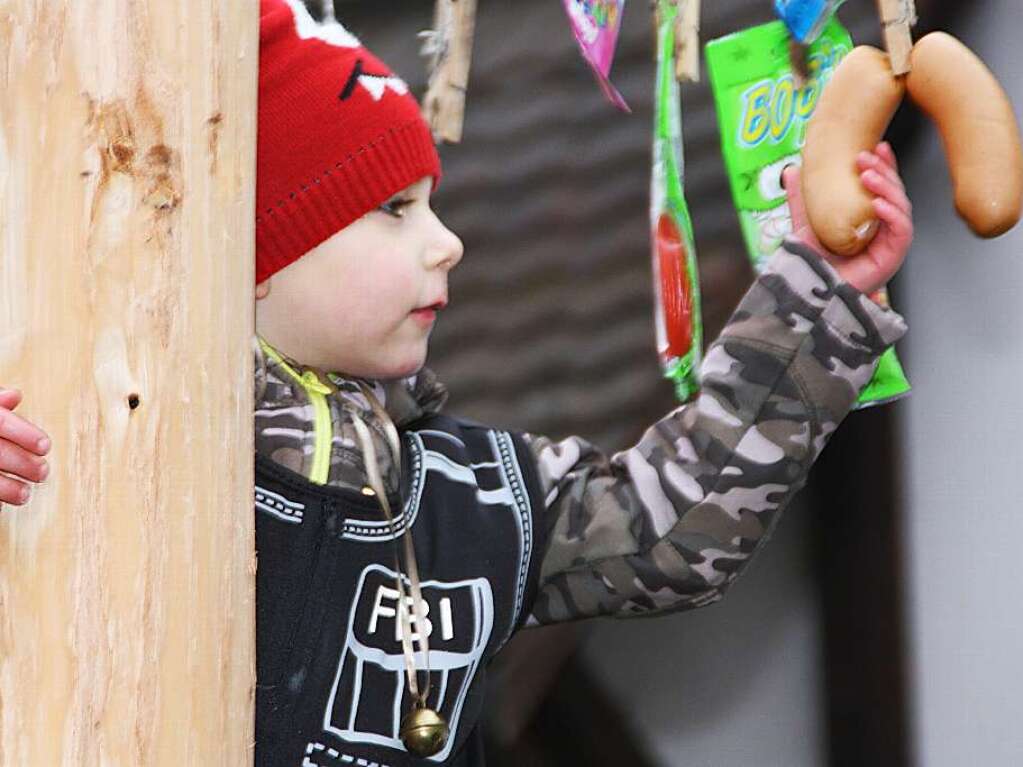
[876,0,917,75]
[0,2,258,764]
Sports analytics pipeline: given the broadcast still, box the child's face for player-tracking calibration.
[255,177,463,379]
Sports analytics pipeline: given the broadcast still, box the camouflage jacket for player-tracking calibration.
[254,238,908,627]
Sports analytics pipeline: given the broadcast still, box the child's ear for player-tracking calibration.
[255,279,271,300]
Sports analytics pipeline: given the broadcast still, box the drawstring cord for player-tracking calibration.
[350,382,433,711]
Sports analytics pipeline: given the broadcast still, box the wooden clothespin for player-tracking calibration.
[673,0,701,83]
[875,0,917,75]
[419,0,478,144]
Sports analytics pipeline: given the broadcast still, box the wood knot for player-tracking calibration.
[143,146,180,211]
[127,393,141,410]
[107,138,135,172]
[146,144,172,168]
[144,182,179,211]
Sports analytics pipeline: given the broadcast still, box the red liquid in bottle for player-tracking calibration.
[656,212,693,357]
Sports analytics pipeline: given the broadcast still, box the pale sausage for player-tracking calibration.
[802,46,905,256]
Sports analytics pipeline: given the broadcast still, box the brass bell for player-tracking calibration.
[399,705,449,758]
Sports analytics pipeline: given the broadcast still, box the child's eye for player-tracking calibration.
[377,198,413,218]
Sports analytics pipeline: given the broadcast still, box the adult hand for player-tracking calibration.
[0,387,51,507]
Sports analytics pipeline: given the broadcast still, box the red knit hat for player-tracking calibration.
[256,0,442,284]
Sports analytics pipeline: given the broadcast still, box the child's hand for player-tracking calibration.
[0,387,51,507]
[784,141,914,296]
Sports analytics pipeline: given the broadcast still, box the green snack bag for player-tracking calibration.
[706,17,910,408]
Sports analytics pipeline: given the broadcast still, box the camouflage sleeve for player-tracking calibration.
[520,238,908,627]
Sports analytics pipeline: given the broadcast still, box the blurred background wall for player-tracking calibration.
[899,0,1023,763]
[326,1,1015,764]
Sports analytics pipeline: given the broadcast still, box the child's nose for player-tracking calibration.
[427,223,464,271]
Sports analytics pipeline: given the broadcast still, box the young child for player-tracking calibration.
[0,0,913,763]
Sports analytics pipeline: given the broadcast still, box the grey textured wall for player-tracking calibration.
[899,0,1023,762]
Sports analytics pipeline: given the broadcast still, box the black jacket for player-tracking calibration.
[255,412,547,765]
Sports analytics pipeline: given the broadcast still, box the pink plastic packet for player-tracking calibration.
[561,0,630,112]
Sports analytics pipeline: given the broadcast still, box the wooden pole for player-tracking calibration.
[0,2,258,764]
[876,0,917,75]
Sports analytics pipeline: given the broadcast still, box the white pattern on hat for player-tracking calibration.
[358,74,409,101]
[283,0,361,48]
[282,0,410,101]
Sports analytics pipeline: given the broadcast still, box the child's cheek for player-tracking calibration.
[372,254,418,307]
